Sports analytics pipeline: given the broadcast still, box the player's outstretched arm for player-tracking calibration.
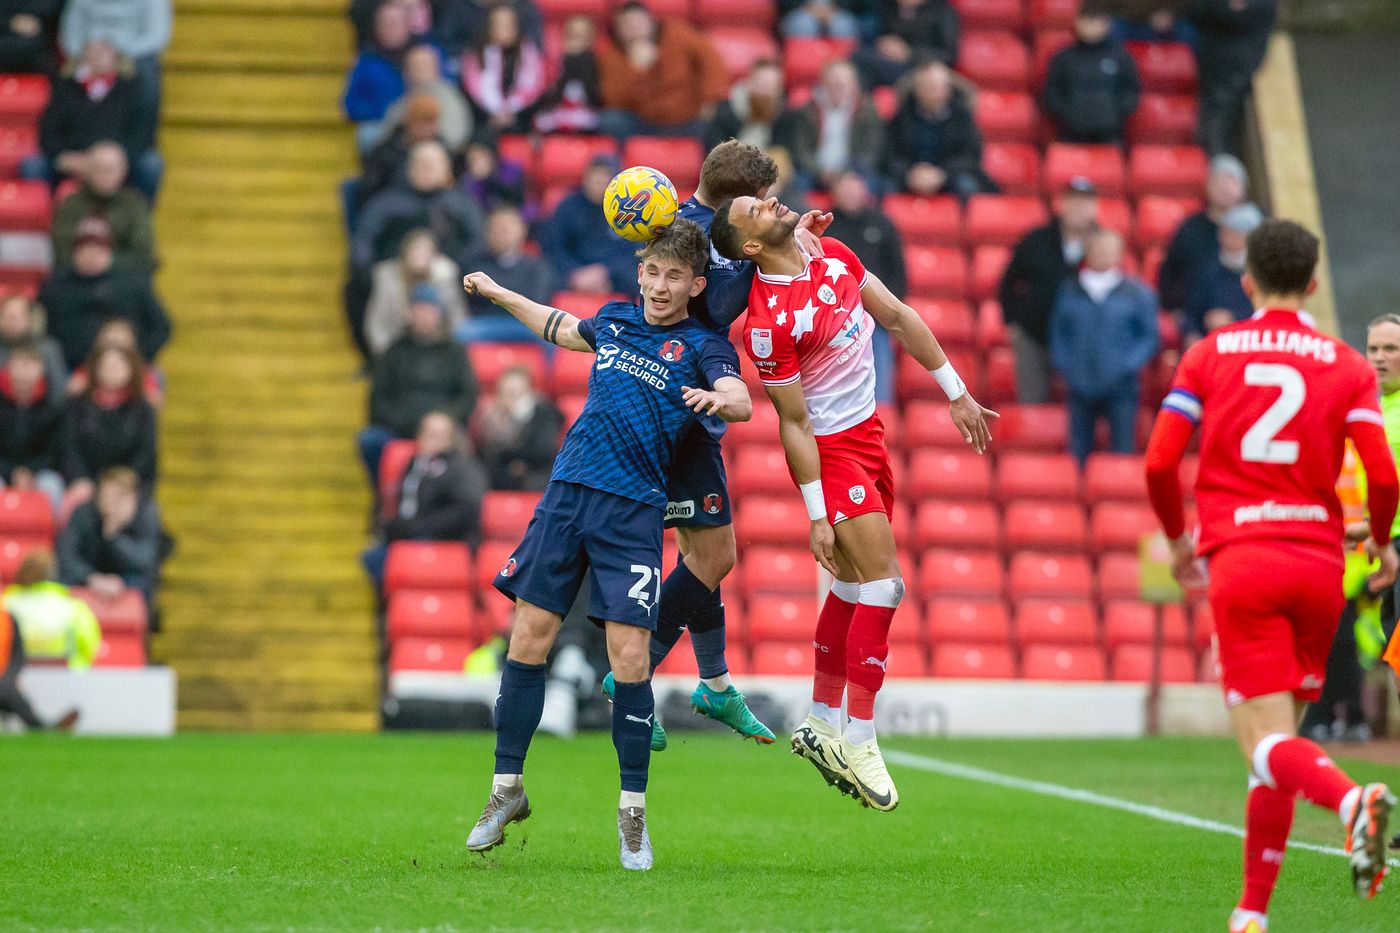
[681,376,752,423]
[764,379,840,577]
[859,272,998,453]
[463,271,591,352]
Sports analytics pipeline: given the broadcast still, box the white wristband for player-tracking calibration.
[799,480,826,521]
[930,361,966,401]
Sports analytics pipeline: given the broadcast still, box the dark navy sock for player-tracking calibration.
[493,658,548,775]
[688,589,728,680]
[650,558,709,669]
[611,679,654,793]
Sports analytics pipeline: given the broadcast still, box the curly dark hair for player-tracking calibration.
[699,140,779,203]
[708,197,746,263]
[637,217,708,276]
[1246,219,1319,297]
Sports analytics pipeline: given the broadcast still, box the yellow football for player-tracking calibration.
[602,165,679,242]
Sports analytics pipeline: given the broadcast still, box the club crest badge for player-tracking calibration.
[818,284,837,305]
[751,328,772,359]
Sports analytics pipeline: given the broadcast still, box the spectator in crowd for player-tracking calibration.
[1188,0,1276,156]
[1,553,85,730]
[383,44,472,150]
[344,0,413,151]
[884,58,996,201]
[460,131,528,214]
[424,0,543,59]
[855,0,961,86]
[780,59,885,190]
[358,93,453,212]
[0,294,67,391]
[38,217,170,370]
[542,154,638,295]
[764,145,813,218]
[28,39,161,200]
[1041,9,1141,145]
[57,465,162,608]
[61,344,158,493]
[358,289,478,482]
[59,0,171,126]
[0,345,64,507]
[999,177,1099,404]
[780,0,859,38]
[6,549,102,673]
[353,140,485,271]
[362,410,488,584]
[0,2,60,74]
[51,141,155,273]
[1111,5,1196,43]
[533,14,602,134]
[66,317,164,406]
[459,205,554,343]
[704,59,796,153]
[595,0,729,138]
[1158,153,1248,313]
[1182,201,1262,340]
[477,366,563,491]
[1050,228,1159,466]
[365,229,466,357]
[462,2,548,133]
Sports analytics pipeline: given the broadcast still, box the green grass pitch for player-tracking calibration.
[4,732,1399,932]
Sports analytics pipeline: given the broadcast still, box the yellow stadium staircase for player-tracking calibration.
[151,0,379,730]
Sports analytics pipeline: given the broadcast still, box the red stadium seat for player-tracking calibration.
[1096,553,1142,601]
[0,125,37,177]
[954,0,1023,29]
[653,631,698,675]
[475,540,516,591]
[387,590,475,642]
[957,31,1030,91]
[377,439,416,521]
[1111,645,1197,682]
[1125,41,1197,94]
[1004,501,1088,551]
[481,491,540,541]
[1029,0,1080,29]
[933,642,1017,678]
[722,398,780,447]
[389,636,472,673]
[1094,196,1134,239]
[919,550,1006,599]
[1135,195,1200,250]
[1043,144,1126,197]
[1103,600,1191,649]
[782,37,857,89]
[1032,29,1074,88]
[0,489,51,538]
[909,300,975,346]
[926,598,1011,645]
[0,180,49,232]
[536,135,617,188]
[0,535,45,581]
[907,450,993,500]
[964,195,1049,247]
[1129,145,1208,198]
[898,347,979,400]
[467,342,546,392]
[885,646,929,677]
[729,445,793,497]
[747,595,818,642]
[496,133,534,172]
[902,400,967,449]
[1089,502,1160,552]
[1021,644,1107,681]
[982,142,1040,194]
[982,345,1017,403]
[995,452,1079,500]
[705,26,779,79]
[550,290,614,318]
[383,542,471,595]
[71,588,148,635]
[1190,600,1214,651]
[914,501,1000,550]
[695,0,778,30]
[622,137,704,193]
[734,496,808,547]
[93,632,146,668]
[1084,453,1146,502]
[975,90,1037,143]
[0,74,49,122]
[1014,598,1098,646]
[905,245,969,300]
[1008,553,1093,599]
[969,245,1011,302]
[993,405,1069,450]
[883,194,961,246]
[739,547,819,597]
[1128,93,1199,146]
[557,393,586,430]
[751,641,812,676]
[977,299,1009,350]
[549,344,595,395]
[1143,246,1165,287]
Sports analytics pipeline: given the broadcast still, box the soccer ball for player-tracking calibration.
[602,166,679,242]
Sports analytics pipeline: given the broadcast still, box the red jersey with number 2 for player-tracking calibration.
[1161,308,1382,555]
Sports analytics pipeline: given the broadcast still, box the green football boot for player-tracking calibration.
[602,671,667,751]
[690,682,776,744]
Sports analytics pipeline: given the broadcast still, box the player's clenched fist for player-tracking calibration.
[462,271,501,300]
[949,394,998,454]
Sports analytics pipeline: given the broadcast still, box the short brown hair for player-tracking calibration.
[15,548,53,587]
[638,218,708,276]
[1246,219,1319,297]
[698,140,779,203]
[98,465,140,493]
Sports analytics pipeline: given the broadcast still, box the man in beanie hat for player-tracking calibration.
[1184,201,1264,339]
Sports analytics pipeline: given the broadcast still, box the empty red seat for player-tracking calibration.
[902,400,968,449]
[910,300,975,346]
[1022,644,1107,681]
[734,496,808,546]
[1190,599,1214,651]
[969,245,1011,302]
[705,26,779,79]
[0,125,37,177]
[982,142,1040,194]
[782,37,857,89]
[1084,453,1146,501]
[933,642,1017,678]
[954,0,1023,29]
[745,598,815,645]
[93,632,146,668]
[481,490,540,541]
[907,449,993,499]
[975,90,1037,142]
[898,347,979,401]
[1089,502,1160,552]
[918,549,1005,598]
[721,398,779,447]
[1094,196,1134,240]
[474,540,516,591]
[994,404,1069,450]
[1014,598,1098,646]
[1135,195,1199,250]
[730,445,793,497]
[1104,600,1191,648]
[387,590,475,641]
[1043,144,1126,197]
[536,135,617,188]
[981,345,1017,403]
[1128,93,1199,146]
[695,0,777,30]
[915,501,1000,550]
[739,547,818,597]
[1096,553,1142,601]
[884,194,961,245]
[1126,41,1197,94]
[1111,645,1197,682]
[957,31,1030,91]
[926,598,1011,644]
[383,542,471,595]
[0,180,49,232]
[389,636,472,673]
[964,195,1048,247]
[0,489,51,538]
[977,299,1009,351]
[1005,501,1088,551]
[0,74,49,121]
[1009,553,1093,599]
[377,439,416,520]
[905,245,968,300]
[467,342,546,392]
[622,137,704,193]
[995,452,1079,500]
[885,646,930,677]
[751,641,812,676]
[653,631,697,675]
[70,588,148,635]
[1129,145,1208,198]
[549,344,595,395]
[1029,0,1080,28]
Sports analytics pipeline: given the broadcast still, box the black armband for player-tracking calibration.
[543,309,564,345]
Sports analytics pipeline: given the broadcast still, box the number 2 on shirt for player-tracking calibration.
[1241,363,1305,464]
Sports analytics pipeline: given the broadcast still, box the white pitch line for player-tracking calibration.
[885,748,1400,868]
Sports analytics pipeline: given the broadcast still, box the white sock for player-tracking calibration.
[493,773,521,789]
[1339,785,1363,825]
[1230,908,1267,931]
[702,673,732,691]
[846,716,876,745]
[811,701,841,730]
[619,790,646,810]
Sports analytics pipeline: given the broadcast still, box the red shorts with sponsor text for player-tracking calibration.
[800,412,895,524]
[1206,539,1345,706]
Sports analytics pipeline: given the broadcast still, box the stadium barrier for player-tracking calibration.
[12,667,176,736]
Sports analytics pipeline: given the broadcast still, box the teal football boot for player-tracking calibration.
[690,682,776,744]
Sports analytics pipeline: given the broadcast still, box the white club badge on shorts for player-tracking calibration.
[750,328,772,359]
[848,485,866,505]
[818,284,837,305]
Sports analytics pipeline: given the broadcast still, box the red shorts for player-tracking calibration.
[1207,539,1345,706]
[810,413,895,524]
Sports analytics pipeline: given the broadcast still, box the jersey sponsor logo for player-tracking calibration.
[659,339,685,362]
[1214,328,1337,364]
[597,343,621,369]
[817,284,837,305]
[597,344,673,391]
[1232,500,1329,527]
[666,500,695,520]
[827,313,862,349]
[702,493,724,514]
[750,328,773,359]
[499,557,518,578]
[848,485,866,505]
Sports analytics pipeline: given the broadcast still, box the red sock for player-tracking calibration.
[1239,781,1294,914]
[813,584,858,707]
[1259,735,1357,812]
[846,602,897,719]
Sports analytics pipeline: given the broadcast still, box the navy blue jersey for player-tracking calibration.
[552,300,741,510]
[678,197,758,335]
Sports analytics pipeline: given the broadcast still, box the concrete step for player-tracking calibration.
[164,72,348,128]
[167,13,351,72]
[177,708,380,732]
[158,125,353,170]
[176,0,348,17]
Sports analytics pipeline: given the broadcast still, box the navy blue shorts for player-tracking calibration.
[664,423,732,529]
[493,481,664,630]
